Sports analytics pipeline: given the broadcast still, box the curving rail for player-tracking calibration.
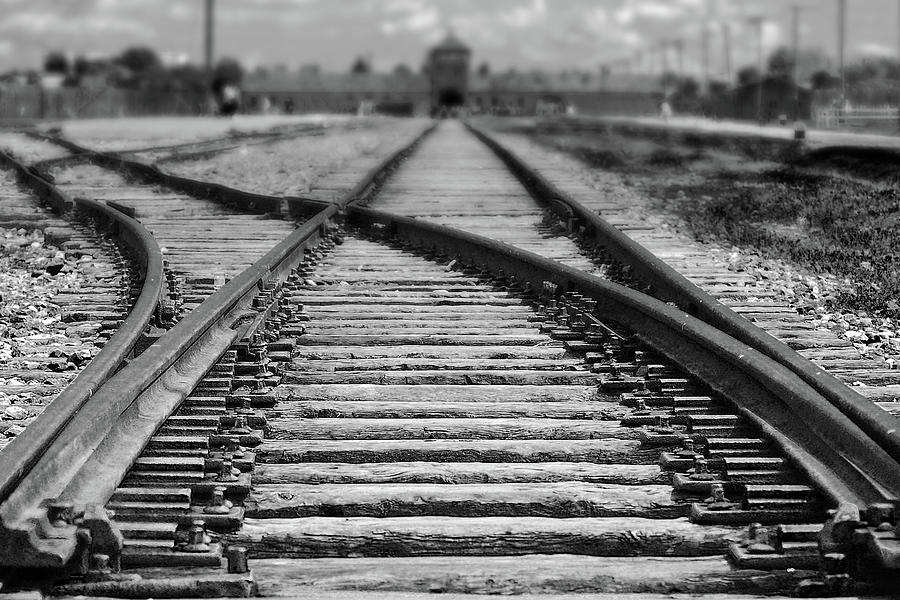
[347,206,900,506]
[0,122,434,577]
[467,121,900,487]
[0,149,165,567]
[3,119,898,591]
[33,121,437,218]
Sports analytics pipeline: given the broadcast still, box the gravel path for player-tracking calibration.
[0,225,127,451]
[0,132,72,163]
[161,118,432,199]
[38,114,352,152]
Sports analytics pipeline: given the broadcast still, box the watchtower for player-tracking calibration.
[427,32,471,113]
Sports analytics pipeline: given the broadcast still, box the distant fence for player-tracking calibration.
[815,105,900,133]
[0,85,208,120]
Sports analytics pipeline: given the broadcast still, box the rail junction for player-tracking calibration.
[0,117,898,598]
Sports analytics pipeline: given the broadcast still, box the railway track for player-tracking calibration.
[479,118,900,407]
[0,119,898,598]
[47,161,296,318]
[0,167,136,452]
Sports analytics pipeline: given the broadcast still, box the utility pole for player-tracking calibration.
[838,0,846,107]
[204,0,215,78]
[674,38,684,77]
[722,22,733,84]
[704,0,715,93]
[748,15,765,123]
[702,25,711,94]
[791,4,803,120]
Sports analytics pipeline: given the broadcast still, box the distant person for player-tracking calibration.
[260,95,272,115]
[660,100,673,122]
[220,84,240,117]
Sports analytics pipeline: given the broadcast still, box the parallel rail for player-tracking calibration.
[1,118,898,591]
[0,122,433,577]
[33,121,437,218]
[467,121,900,505]
[0,149,165,566]
[349,207,900,510]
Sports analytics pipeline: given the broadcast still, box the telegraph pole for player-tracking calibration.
[722,22,733,84]
[791,4,803,120]
[204,0,215,77]
[702,25,711,94]
[838,0,846,107]
[674,38,684,77]
[748,15,765,122]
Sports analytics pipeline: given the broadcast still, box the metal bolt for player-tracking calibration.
[226,546,250,574]
[90,553,112,574]
[217,456,240,483]
[677,438,696,457]
[179,520,211,553]
[46,500,74,528]
[689,457,715,481]
[705,483,735,511]
[205,486,234,515]
[235,396,253,415]
[746,525,778,555]
[229,415,252,435]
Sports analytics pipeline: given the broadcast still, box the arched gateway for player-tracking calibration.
[428,32,471,114]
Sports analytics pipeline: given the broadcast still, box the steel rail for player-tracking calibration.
[0,198,337,570]
[0,149,165,567]
[0,150,164,497]
[466,121,900,477]
[348,206,900,512]
[34,121,437,218]
[0,120,435,574]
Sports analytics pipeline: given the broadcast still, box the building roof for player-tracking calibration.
[245,71,428,94]
[244,68,661,96]
[430,32,470,55]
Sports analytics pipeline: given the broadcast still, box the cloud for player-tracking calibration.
[0,0,896,78]
[858,41,896,57]
[0,11,152,37]
[503,0,547,28]
[381,6,440,35]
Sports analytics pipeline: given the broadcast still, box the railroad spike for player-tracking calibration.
[688,457,716,481]
[216,455,241,483]
[226,545,250,574]
[178,520,211,553]
[204,486,234,515]
[704,483,738,511]
[45,500,74,528]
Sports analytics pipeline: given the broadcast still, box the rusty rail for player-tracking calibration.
[467,120,900,478]
[0,149,165,568]
[0,119,435,575]
[0,150,164,503]
[349,206,900,512]
[33,121,438,217]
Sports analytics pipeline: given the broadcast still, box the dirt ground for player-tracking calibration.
[33,114,353,151]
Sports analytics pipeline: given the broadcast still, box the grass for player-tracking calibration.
[530,126,900,316]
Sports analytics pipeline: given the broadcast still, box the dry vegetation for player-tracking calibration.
[530,125,900,319]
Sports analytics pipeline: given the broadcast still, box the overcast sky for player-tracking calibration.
[0,0,895,76]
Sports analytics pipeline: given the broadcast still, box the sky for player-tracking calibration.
[0,0,897,77]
